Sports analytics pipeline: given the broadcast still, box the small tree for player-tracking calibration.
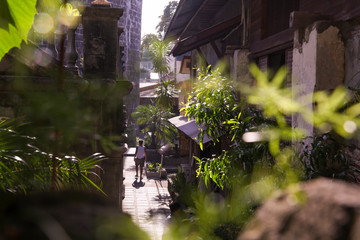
[131,104,177,148]
[156,1,178,36]
[149,38,172,81]
[141,33,159,55]
[155,79,179,111]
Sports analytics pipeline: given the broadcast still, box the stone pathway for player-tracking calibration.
[122,148,171,240]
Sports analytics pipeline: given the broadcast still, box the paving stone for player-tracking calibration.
[122,154,171,240]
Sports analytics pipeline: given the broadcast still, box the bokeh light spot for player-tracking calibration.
[343,120,357,134]
[33,13,54,34]
[243,132,263,142]
[33,48,53,67]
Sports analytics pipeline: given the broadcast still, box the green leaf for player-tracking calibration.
[0,0,16,31]
[0,0,37,60]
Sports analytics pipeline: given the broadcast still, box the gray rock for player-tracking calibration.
[239,178,360,240]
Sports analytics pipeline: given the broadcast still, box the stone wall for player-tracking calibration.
[116,0,142,120]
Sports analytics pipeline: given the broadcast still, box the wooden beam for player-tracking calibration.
[164,0,188,39]
[178,0,211,40]
[289,11,332,29]
[171,16,242,56]
[196,47,210,67]
[210,41,223,59]
[250,28,294,55]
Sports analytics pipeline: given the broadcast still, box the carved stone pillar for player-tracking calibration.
[102,146,127,207]
[82,5,133,208]
[83,6,123,80]
[65,25,79,74]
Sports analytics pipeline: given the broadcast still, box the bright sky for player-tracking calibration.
[141,0,175,38]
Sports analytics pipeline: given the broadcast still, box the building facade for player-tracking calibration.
[166,0,360,138]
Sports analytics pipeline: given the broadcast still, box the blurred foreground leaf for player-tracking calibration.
[0,0,37,60]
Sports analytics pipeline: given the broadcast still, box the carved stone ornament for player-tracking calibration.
[91,0,111,6]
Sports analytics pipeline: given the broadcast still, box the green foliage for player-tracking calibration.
[149,38,172,80]
[124,123,137,147]
[182,66,276,190]
[155,79,179,111]
[131,104,177,148]
[301,133,349,180]
[146,162,161,172]
[239,64,360,186]
[168,167,197,208]
[0,120,105,193]
[0,0,126,193]
[156,0,178,36]
[12,79,127,156]
[141,33,160,53]
[182,66,240,148]
[167,63,360,239]
[165,177,258,240]
[0,0,37,60]
[245,64,360,140]
[0,0,84,61]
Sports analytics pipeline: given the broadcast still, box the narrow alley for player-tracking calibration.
[122,148,171,240]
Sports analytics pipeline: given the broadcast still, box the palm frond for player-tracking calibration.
[0,120,105,193]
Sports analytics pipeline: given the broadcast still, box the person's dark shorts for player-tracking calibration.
[134,157,145,167]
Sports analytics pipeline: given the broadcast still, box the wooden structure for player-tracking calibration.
[166,0,360,134]
[166,0,360,76]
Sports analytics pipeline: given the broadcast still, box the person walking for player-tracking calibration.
[134,140,147,180]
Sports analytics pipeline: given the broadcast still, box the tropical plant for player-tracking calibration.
[0,1,126,193]
[146,162,161,172]
[155,79,179,111]
[0,119,104,193]
[168,167,197,208]
[183,66,241,148]
[149,38,172,81]
[164,63,360,239]
[131,104,177,148]
[141,33,160,53]
[181,66,273,190]
[301,133,347,180]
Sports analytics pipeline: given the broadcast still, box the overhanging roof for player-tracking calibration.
[165,0,233,41]
[165,0,204,40]
[171,15,242,56]
[168,116,212,145]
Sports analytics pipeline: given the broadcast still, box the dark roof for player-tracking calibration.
[165,0,204,40]
[171,15,242,56]
[165,0,233,41]
[165,0,242,56]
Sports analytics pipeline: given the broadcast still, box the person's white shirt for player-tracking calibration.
[136,145,145,159]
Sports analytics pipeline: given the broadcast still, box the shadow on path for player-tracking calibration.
[126,165,136,171]
[132,180,145,188]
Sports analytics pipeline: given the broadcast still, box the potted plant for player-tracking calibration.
[146,162,167,179]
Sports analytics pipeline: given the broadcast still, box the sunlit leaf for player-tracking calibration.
[0,0,37,60]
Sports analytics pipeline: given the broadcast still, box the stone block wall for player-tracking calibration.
[116,0,142,120]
